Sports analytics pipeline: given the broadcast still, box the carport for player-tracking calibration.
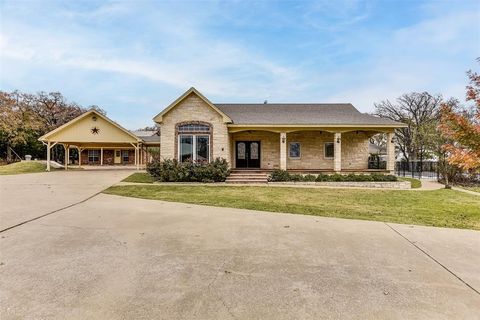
[38,109,146,171]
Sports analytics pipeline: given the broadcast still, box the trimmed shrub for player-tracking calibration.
[315,173,329,182]
[268,169,291,182]
[146,158,230,182]
[268,170,398,183]
[303,174,316,182]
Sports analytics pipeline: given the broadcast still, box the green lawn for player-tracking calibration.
[103,185,480,230]
[458,186,480,193]
[399,177,422,188]
[122,172,155,183]
[0,161,47,175]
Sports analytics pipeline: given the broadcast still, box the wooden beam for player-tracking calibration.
[64,144,69,170]
[46,141,51,171]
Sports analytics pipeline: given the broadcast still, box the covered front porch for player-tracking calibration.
[228,127,396,173]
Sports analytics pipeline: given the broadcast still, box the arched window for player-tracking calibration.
[176,122,212,163]
[178,123,211,133]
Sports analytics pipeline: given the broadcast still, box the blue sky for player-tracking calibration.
[1,0,479,129]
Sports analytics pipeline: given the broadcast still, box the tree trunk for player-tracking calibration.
[6,142,12,162]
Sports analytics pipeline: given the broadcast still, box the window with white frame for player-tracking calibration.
[289,142,301,158]
[324,142,334,158]
[122,150,129,163]
[179,135,210,163]
[88,149,99,162]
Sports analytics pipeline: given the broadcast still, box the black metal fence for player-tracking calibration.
[368,157,386,169]
[395,160,439,180]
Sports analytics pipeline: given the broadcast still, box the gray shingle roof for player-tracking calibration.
[215,103,402,126]
[131,130,160,142]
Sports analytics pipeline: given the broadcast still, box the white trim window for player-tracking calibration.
[289,142,301,159]
[324,142,334,159]
[88,149,100,162]
[178,134,210,163]
[122,150,129,163]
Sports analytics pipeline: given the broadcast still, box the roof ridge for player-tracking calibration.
[214,103,353,105]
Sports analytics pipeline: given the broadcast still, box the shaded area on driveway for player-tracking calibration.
[1,194,479,319]
[0,170,134,231]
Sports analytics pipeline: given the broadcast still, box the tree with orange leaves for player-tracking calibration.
[439,62,480,173]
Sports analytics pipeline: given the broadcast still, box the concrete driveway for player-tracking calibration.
[1,174,479,319]
[0,170,134,231]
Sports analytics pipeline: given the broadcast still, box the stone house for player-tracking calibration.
[39,87,405,173]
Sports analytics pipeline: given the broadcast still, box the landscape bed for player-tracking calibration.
[268,181,410,189]
[104,185,480,230]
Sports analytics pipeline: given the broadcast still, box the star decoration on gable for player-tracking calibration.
[91,127,100,135]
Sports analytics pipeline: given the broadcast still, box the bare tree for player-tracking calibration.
[374,92,443,162]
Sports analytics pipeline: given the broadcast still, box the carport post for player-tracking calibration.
[46,141,51,171]
[78,147,82,168]
[64,144,69,170]
[136,143,140,170]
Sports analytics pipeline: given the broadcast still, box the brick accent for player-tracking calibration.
[80,149,134,165]
[159,93,230,162]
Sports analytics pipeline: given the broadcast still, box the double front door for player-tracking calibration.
[236,141,260,168]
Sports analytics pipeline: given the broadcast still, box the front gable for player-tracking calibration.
[153,87,232,124]
[39,110,140,143]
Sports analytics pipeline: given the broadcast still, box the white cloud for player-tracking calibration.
[0,0,478,124]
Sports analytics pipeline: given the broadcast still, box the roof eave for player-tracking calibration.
[39,109,142,142]
[226,123,407,128]
[153,87,232,124]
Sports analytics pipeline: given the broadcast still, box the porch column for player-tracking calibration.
[46,141,51,171]
[64,144,69,170]
[280,132,287,170]
[136,143,140,170]
[334,132,341,172]
[78,147,82,168]
[100,147,104,166]
[386,132,395,173]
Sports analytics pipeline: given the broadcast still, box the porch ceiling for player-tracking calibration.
[61,142,139,149]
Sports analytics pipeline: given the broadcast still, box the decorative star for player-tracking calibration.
[91,127,100,135]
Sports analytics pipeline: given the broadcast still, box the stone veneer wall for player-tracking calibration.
[229,130,371,170]
[230,131,280,169]
[159,93,231,162]
[287,131,335,170]
[340,131,371,170]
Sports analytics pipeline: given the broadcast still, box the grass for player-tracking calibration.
[103,185,480,230]
[0,161,47,175]
[458,186,480,193]
[399,177,422,188]
[122,172,155,183]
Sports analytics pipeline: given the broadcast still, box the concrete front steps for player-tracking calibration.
[225,170,269,184]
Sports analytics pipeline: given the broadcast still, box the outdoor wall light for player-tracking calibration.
[391,138,395,143]
[282,137,286,143]
[92,116,97,121]
[337,137,341,143]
